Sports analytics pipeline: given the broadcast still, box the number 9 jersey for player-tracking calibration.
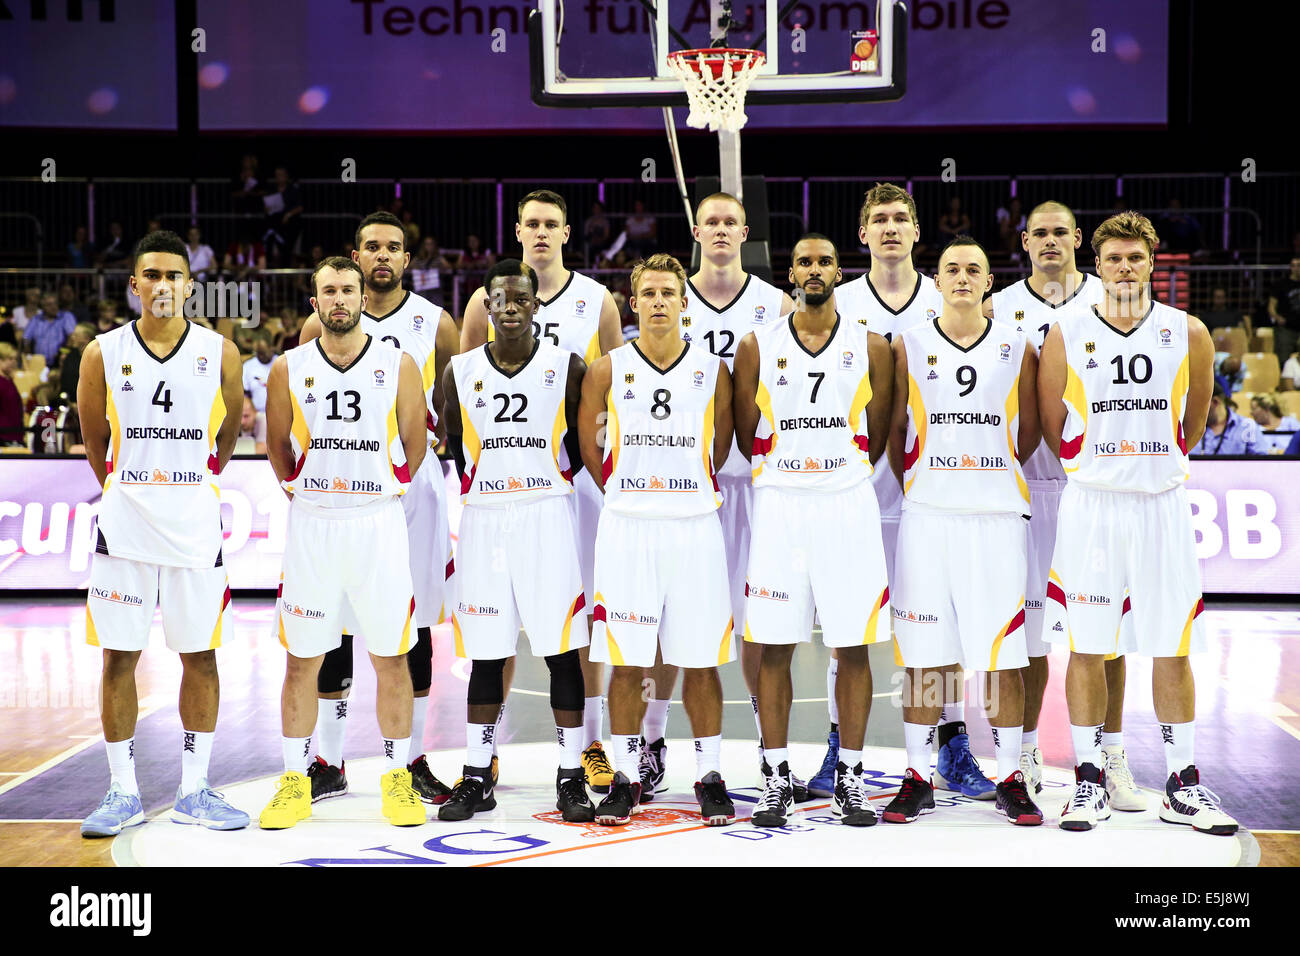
[280,337,411,507]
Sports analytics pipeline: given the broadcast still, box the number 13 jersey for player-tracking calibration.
[602,341,722,518]
[282,336,411,507]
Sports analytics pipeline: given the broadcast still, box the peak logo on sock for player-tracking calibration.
[384,740,395,759]
[1160,724,1175,745]
[1094,727,1104,747]
[183,732,196,754]
[335,701,348,719]
[481,726,496,746]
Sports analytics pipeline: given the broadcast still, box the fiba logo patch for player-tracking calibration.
[999,343,1012,363]
[926,309,937,319]
[840,350,855,370]
[692,370,705,388]
[412,314,424,333]
[543,368,557,388]
[1159,328,1173,348]
[574,299,586,315]
[754,305,766,323]
[194,355,209,376]
[373,369,386,388]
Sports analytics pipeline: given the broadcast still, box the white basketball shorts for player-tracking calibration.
[743,481,891,649]
[590,509,734,669]
[892,508,1029,672]
[86,554,232,653]
[403,456,451,627]
[451,495,588,660]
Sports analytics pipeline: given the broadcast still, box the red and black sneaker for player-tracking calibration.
[694,771,736,826]
[408,754,452,805]
[595,771,642,826]
[995,770,1044,825]
[882,768,935,824]
[306,756,347,803]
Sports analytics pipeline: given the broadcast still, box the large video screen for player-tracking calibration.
[0,456,1292,595]
[0,1,177,130]
[195,0,1168,131]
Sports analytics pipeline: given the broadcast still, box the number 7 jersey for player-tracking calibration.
[281,336,412,507]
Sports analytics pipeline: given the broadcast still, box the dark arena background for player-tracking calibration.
[0,0,1294,923]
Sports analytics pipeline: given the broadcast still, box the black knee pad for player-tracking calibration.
[406,626,432,693]
[317,634,354,694]
[467,657,507,707]
[545,650,584,712]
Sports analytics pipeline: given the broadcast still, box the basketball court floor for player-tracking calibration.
[1,599,1295,867]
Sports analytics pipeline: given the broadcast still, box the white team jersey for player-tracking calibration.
[751,314,876,493]
[834,272,943,343]
[489,271,606,366]
[96,321,227,568]
[1057,301,1192,493]
[361,290,441,435]
[242,355,273,412]
[451,341,575,507]
[681,274,785,478]
[602,341,722,517]
[991,273,1102,482]
[900,319,1030,514]
[282,336,412,507]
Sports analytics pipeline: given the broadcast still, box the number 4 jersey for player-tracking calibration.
[281,336,412,507]
[1057,302,1192,493]
[96,320,228,568]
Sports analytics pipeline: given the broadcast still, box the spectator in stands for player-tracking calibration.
[410,235,451,306]
[584,202,611,264]
[66,226,95,268]
[1280,349,1300,391]
[1267,257,1300,363]
[1158,198,1203,254]
[59,284,89,325]
[262,166,304,265]
[224,229,267,281]
[242,330,275,412]
[185,226,218,281]
[95,299,122,336]
[1249,393,1300,432]
[26,292,76,365]
[235,394,268,456]
[996,196,1025,262]
[937,197,971,244]
[1191,382,1259,455]
[98,221,131,269]
[58,323,95,403]
[624,200,657,259]
[1200,286,1248,334]
[401,208,420,249]
[232,153,262,214]
[0,309,17,347]
[459,234,495,271]
[0,343,23,445]
[1215,354,1245,394]
[11,287,41,336]
[276,308,304,353]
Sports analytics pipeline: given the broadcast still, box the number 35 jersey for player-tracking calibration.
[97,321,228,568]
[1056,302,1192,494]
[450,341,576,508]
[899,319,1030,515]
[602,341,723,518]
[282,336,411,507]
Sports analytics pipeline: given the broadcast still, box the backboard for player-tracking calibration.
[529,0,907,108]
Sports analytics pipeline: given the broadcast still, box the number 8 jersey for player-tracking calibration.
[1057,302,1191,493]
[282,336,411,507]
[602,341,723,518]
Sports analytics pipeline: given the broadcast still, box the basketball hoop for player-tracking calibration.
[666,48,765,133]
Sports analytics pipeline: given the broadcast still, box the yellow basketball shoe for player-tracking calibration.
[381,768,427,826]
[582,741,615,794]
[260,771,311,830]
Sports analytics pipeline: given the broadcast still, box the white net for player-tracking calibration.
[666,49,765,133]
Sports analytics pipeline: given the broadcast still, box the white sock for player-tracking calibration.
[903,721,935,774]
[492,703,506,756]
[694,734,722,778]
[1161,720,1195,778]
[1022,727,1039,750]
[612,733,641,781]
[1070,722,1104,770]
[765,746,789,771]
[383,737,410,774]
[992,725,1022,781]
[467,722,495,770]
[826,659,839,724]
[583,696,604,747]
[180,730,214,795]
[1101,730,1123,751]
[557,725,583,770]
[282,735,311,776]
[316,698,348,767]
[105,738,139,795]
[408,695,429,764]
[643,698,670,743]
[940,698,965,724]
[839,747,863,772]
